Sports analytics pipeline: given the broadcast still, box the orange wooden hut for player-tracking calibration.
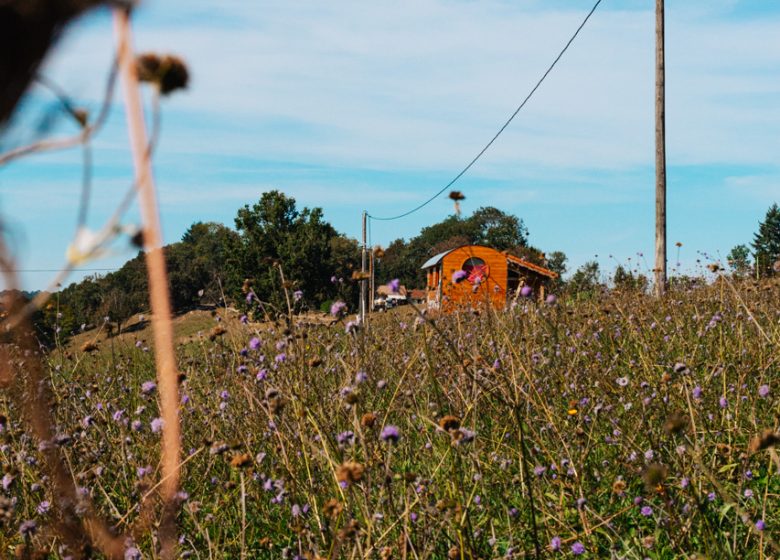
[421,245,557,312]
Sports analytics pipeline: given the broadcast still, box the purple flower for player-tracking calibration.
[150,418,164,433]
[330,300,347,317]
[755,519,766,531]
[744,489,753,499]
[125,546,142,560]
[452,270,468,284]
[19,520,37,537]
[380,425,400,443]
[692,385,703,400]
[36,501,50,515]
[256,368,268,381]
[337,431,355,445]
[387,278,400,293]
[141,381,156,395]
[249,337,261,350]
[758,384,770,398]
[616,377,629,387]
[533,465,546,477]
[293,290,303,302]
[571,541,585,555]
[550,536,561,552]
[641,505,653,516]
[520,285,533,298]
[719,396,728,409]
[545,294,557,305]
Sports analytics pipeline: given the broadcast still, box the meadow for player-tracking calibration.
[1,277,779,559]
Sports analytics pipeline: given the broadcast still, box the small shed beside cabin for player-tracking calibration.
[421,245,557,312]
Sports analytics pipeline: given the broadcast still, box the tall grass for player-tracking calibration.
[1,277,779,558]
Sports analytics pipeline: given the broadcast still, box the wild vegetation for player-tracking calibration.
[1,271,779,558]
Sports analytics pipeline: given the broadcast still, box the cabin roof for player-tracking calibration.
[506,254,558,279]
[420,249,456,269]
[420,244,557,278]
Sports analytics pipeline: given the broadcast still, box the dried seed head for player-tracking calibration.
[336,461,364,485]
[448,191,465,201]
[208,325,227,341]
[361,412,377,428]
[663,411,689,435]
[323,498,343,520]
[230,453,253,469]
[80,341,99,353]
[643,463,668,491]
[438,415,460,432]
[136,53,189,95]
[612,479,626,495]
[748,429,780,454]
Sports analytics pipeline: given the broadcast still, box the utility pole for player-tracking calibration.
[654,0,667,297]
[360,211,367,324]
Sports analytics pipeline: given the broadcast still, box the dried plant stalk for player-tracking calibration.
[0,239,127,559]
[113,8,182,558]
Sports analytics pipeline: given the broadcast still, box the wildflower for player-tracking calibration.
[293,290,303,302]
[533,465,546,477]
[520,285,533,298]
[640,505,653,516]
[744,489,753,499]
[150,418,164,433]
[249,337,261,350]
[452,270,468,284]
[36,501,50,515]
[755,519,766,531]
[692,385,703,400]
[337,431,355,445]
[330,301,347,317]
[719,396,728,409]
[141,381,157,395]
[758,384,770,398]
[545,294,557,305]
[125,545,142,560]
[644,449,654,461]
[570,541,585,555]
[616,376,629,387]
[345,320,359,334]
[19,520,37,537]
[550,536,561,552]
[387,279,400,293]
[380,425,400,443]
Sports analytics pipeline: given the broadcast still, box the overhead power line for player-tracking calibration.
[368,0,603,222]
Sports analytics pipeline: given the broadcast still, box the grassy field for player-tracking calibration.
[2,277,780,558]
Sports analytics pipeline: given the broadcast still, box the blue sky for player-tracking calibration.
[1,0,778,290]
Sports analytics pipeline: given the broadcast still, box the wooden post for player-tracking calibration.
[654,0,667,297]
[360,211,367,323]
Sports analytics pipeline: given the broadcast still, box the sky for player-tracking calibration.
[1,0,778,290]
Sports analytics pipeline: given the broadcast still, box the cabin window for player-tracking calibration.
[462,257,486,274]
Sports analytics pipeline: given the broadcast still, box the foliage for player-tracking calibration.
[727,244,752,277]
[566,260,603,298]
[613,264,649,293]
[752,203,780,277]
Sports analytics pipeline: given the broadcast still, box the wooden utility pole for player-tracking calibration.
[360,211,367,323]
[654,0,667,296]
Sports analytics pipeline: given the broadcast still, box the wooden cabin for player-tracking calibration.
[421,245,557,312]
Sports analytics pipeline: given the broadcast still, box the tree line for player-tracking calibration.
[27,194,779,343]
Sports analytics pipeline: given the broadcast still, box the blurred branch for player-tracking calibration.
[0,53,118,166]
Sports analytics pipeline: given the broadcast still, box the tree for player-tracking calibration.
[235,191,346,310]
[726,244,751,277]
[752,203,780,277]
[546,251,568,280]
[568,261,602,298]
[613,265,648,293]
